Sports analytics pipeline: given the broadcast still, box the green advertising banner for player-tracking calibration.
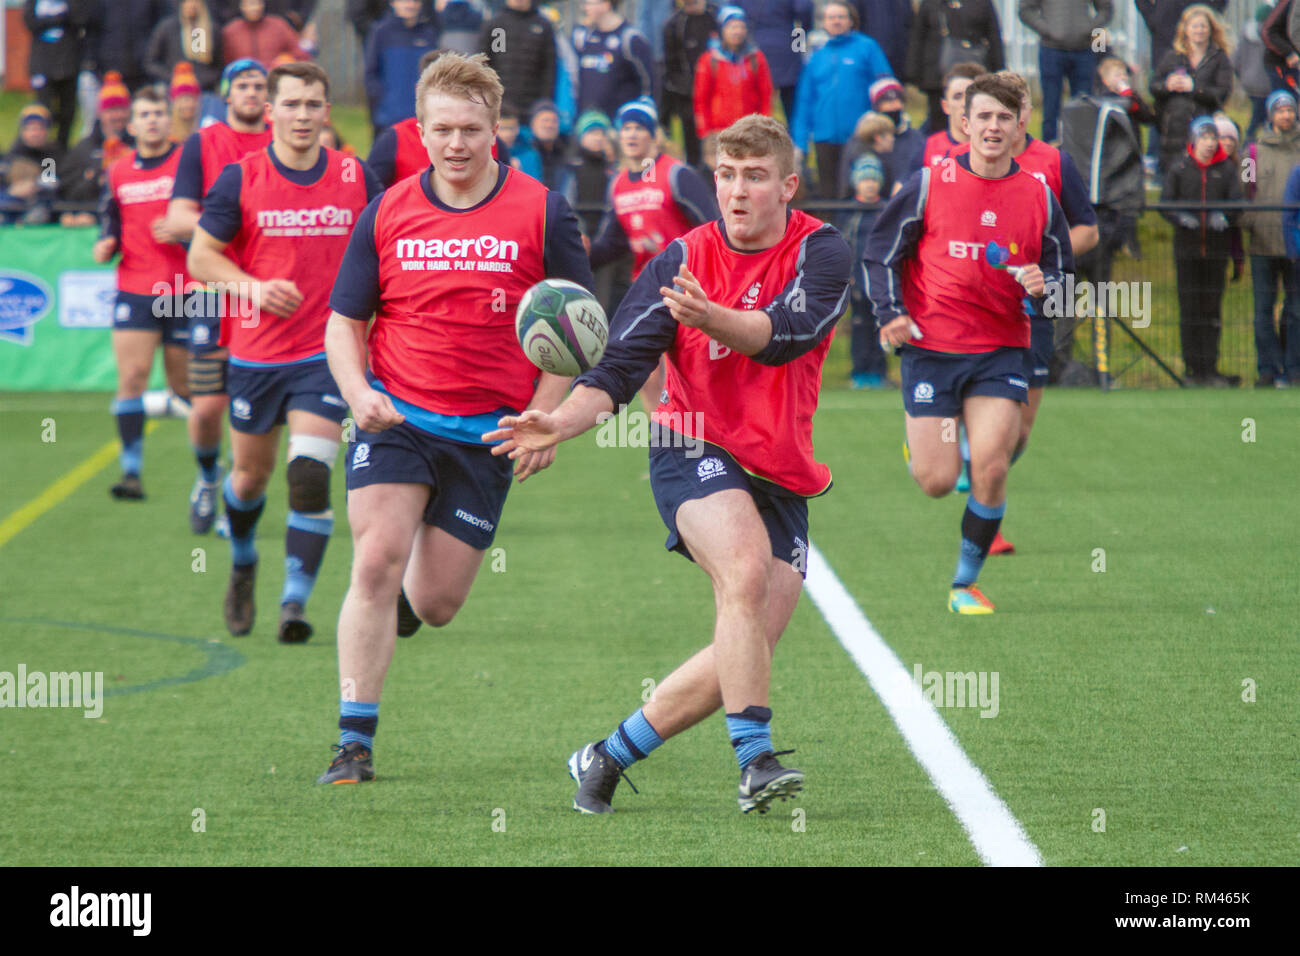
[0,226,167,391]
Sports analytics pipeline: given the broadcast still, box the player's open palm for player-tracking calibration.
[350,387,405,433]
[485,409,561,459]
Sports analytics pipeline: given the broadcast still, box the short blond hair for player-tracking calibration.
[415,52,503,126]
[852,111,895,147]
[716,114,796,178]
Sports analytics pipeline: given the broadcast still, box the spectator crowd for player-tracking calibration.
[5,0,1300,387]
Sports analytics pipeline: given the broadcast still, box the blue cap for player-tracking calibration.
[718,5,747,26]
[221,58,268,98]
[851,153,884,185]
[1267,89,1297,119]
[615,97,657,135]
[1189,114,1217,140]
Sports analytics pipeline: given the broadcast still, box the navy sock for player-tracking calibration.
[283,511,332,608]
[112,397,145,475]
[339,700,378,750]
[726,705,773,770]
[194,444,220,482]
[953,497,1005,588]
[223,475,265,567]
[600,708,664,769]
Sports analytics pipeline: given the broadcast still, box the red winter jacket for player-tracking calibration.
[693,45,774,139]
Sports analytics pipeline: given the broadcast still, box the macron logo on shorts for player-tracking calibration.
[697,457,727,481]
[454,508,494,533]
[320,394,346,408]
[913,382,935,404]
[1008,377,1028,390]
[352,443,370,469]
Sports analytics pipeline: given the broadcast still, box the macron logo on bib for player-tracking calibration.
[394,235,521,274]
[256,205,354,236]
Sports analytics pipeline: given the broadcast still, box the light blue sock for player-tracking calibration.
[601,708,664,769]
[339,700,379,750]
[726,705,773,770]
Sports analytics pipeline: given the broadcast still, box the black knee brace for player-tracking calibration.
[287,456,331,513]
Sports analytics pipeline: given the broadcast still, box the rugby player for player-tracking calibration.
[950,71,1099,552]
[588,97,717,411]
[487,114,853,814]
[95,88,191,500]
[920,62,984,169]
[864,73,1073,614]
[166,59,273,535]
[315,53,592,784]
[188,61,383,641]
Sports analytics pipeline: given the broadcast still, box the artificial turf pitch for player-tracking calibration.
[1,386,1296,866]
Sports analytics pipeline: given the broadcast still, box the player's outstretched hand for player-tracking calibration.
[660,265,712,328]
[879,314,920,350]
[510,446,557,483]
[349,387,405,433]
[92,237,118,264]
[484,409,562,463]
[258,278,304,318]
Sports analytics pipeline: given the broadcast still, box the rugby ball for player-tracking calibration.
[515,279,609,376]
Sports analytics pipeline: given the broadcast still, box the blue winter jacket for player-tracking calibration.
[790,31,892,148]
[365,11,439,131]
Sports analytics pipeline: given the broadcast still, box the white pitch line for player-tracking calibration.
[804,543,1044,867]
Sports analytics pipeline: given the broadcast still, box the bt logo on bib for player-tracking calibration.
[709,339,731,360]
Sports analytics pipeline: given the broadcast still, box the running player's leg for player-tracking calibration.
[109,327,161,498]
[320,481,427,784]
[222,422,278,635]
[279,407,344,643]
[904,412,963,499]
[1019,386,1044,458]
[898,347,964,498]
[399,433,512,631]
[949,394,1019,613]
[162,343,191,406]
[640,554,802,739]
[571,476,805,813]
[402,527,489,628]
[187,342,229,534]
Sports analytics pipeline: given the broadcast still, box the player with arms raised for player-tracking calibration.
[488,114,853,814]
[188,61,383,642]
[95,88,192,500]
[166,59,274,535]
[864,73,1073,614]
[315,53,592,785]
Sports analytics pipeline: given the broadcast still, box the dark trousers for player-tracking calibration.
[926,91,946,134]
[1039,46,1095,142]
[1251,255,1300,380]
[36,75,78,150]
[1175,255,1228,378]
[849,292,887,376]
[813,141,843,199]
[779,86,797,125]
[660,89,702,168]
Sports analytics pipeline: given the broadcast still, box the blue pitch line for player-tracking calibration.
[0,618,246,698]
